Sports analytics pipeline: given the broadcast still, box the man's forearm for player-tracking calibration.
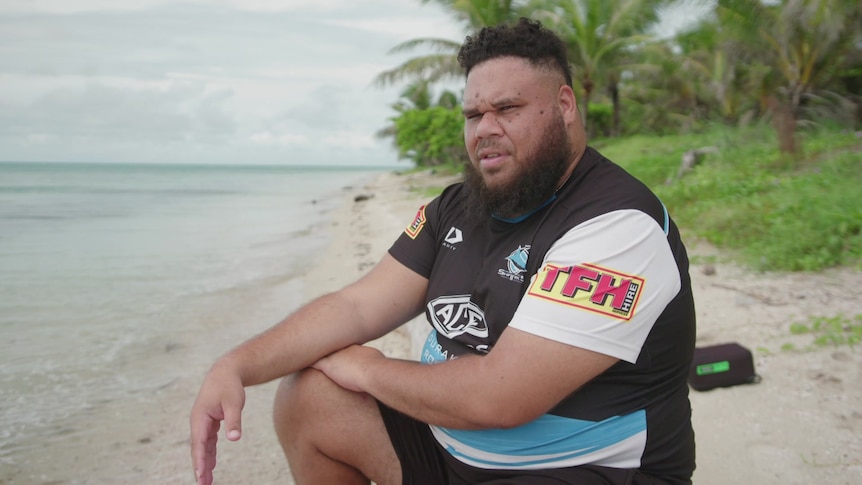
[368,357,495,429]
[347,351,524,430]
[214,254,429,387]
[221,291,381,387]
[314,329,618,431]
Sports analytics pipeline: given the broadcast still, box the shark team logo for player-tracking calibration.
[427,295,488,339]
[527,263,644,320]
[498,245,530,283]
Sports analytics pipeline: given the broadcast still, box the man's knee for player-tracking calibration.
[273,368,377,438]
[273,369,329,434]
[272,368,399,483]
[274,369,318,409]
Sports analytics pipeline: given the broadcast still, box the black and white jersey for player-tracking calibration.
[389,147,696,482]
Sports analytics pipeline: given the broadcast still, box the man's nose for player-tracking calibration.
[475,112,503,138]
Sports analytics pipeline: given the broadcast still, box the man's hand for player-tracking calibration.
[189,362,246,485]
[312,345,384,393]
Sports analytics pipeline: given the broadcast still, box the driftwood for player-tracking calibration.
[666,146,719,184]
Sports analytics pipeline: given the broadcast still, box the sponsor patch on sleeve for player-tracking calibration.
[527,263,645,320]
[405,205,427,239]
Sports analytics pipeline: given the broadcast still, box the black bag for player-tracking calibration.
[688,342,761,391]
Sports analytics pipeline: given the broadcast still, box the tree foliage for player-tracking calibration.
[376,0,862,163]
[373,0,530,88]
[393,106,465,167]
[533,0,668,136]
[714,0,862,154]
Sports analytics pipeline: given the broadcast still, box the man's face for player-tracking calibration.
[462,57,573,219]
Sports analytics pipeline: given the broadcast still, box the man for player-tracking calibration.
[191,18,696,485]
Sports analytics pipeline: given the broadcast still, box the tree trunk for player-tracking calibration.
[609,81,621,137]
[582,78,594,138]
[765,95,799,156]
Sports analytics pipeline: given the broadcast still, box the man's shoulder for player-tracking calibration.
[552,147,665,226]
[439,180,466,199]
[431,181,467,213]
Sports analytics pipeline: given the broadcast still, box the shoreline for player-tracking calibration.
[5,169,858,484]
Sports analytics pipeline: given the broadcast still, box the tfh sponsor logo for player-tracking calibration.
[427,294,488,339]
[405,205,427,239]
[527,263,644,320]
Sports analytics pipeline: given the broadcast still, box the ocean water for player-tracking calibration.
[0,161,384,468]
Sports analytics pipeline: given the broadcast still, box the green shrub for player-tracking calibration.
[393,107,465,167]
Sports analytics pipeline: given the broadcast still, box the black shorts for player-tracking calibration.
[377,401,670,485]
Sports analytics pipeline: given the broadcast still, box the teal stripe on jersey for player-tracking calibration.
[434,410,646,468]
[661,201,670,235]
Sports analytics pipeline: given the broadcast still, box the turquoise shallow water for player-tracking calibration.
[0,161,384,465]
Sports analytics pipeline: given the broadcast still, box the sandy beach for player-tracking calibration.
[7,169,859,484]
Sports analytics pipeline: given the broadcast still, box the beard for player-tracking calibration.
[464,111,573,222]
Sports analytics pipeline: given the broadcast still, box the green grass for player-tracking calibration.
[397,162,463,198]
[597,123,862,271]
[782,313,862,351]
[407,123,861,272]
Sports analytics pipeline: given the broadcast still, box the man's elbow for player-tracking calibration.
[470,397,545,430]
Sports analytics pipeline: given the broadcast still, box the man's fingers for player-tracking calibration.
[190,414,220,485]
[223,390,245,442]
[189,368,245,482]
[197,466,214,485]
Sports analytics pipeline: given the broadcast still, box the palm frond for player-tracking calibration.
[387,38,463,55]
[372,54,463,88]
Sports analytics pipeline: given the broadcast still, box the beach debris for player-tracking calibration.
[354,193,374,203]
[666,146,719,184]
[710,282,784,306]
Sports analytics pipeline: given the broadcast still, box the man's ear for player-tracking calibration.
[558,85,578,124]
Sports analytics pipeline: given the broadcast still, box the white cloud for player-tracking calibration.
[0,1,463,165]
[323,131,377,150]
[24,133,56,144]
[322,15,463,41]
[0,0,456,16]
[249,131,308,146]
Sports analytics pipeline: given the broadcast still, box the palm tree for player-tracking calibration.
[717,0,862,154]
[373,0,530,88]
[625,41,702,133]
[429,0,524,27]
[373,38,465,88]
[376,81,462,158]
[532,0,668,135]
[671,18,758,124]
[375,80,436,140]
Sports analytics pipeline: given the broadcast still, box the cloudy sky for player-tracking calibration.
[0,0,705,167]
[0,0,464,166]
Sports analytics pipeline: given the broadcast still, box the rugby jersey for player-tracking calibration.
[389,146,696,483]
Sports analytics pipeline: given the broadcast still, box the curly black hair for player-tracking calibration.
[457,18,572,88]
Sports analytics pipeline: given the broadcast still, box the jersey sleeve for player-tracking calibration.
[508,209,681,364]
[387,196,441,278]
